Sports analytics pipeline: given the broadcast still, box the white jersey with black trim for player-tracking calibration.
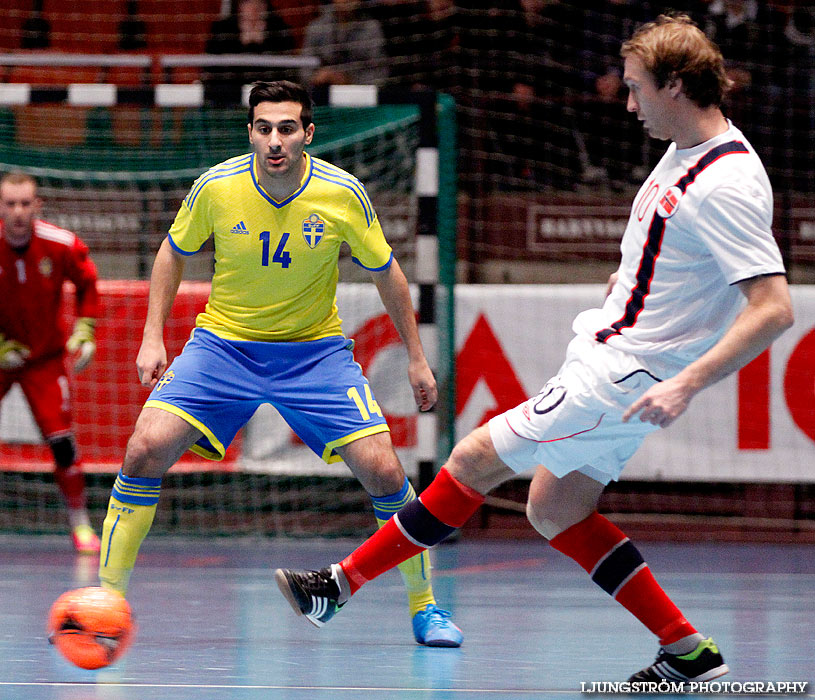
[573,122,785,373]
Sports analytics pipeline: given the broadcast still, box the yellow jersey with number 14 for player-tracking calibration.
[167,152,393,342]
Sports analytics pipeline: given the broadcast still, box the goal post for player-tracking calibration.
[0,86,457,537]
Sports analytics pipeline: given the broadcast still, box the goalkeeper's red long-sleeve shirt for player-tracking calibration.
[0,219,99,364]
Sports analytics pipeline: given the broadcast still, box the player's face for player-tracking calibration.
[248,101,314,186]
[624,55,675,142]
[0,181,41,248]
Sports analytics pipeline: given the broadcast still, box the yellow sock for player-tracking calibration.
[371,478,435,617]
[98,471,161,595]
[376,516,436,616]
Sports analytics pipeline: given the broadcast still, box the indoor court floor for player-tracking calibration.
[0,535,812,699]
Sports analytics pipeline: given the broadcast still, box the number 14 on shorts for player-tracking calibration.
[347,384,383,421]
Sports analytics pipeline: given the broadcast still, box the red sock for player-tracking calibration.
[341,468,484,594]
[54,463,87,511]
[550,511,697,645]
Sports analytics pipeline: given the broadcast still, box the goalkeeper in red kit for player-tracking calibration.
[0,171,101,554]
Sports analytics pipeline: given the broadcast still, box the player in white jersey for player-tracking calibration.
[573,122,782,373]
[275,15,794,683]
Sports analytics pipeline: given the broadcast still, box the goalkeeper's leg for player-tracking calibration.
[49,434,100,554]
[337,434,463,647]
[19,358,99,554]
[99,408,201,594]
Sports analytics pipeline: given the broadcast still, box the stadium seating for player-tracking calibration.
[0,0,31,51]
[44,0,126,53]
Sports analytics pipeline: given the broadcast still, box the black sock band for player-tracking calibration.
[591,540,645,596]
[395,498,456,548]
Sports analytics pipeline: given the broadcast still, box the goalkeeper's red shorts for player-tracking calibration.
[0,353,72,440]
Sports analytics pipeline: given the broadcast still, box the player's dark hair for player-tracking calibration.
[621,14,732,108]
[247,80,314,129]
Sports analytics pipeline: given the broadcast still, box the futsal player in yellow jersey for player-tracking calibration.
[98,81,462,646]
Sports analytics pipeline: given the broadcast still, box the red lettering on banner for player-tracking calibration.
[331,312,528,445]
[737,350,770,449]
[455,314,527,425]
[783,328,815,443]
[349,312,416,448]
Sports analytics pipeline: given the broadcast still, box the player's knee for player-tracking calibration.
[369,457,406,496]
[122,430,166,478]
[526,491,597,540]
[49,435,77,470]
[448,429,488,473]
[525,499,561,540]
[383,463,407,493]
[446,426,504,490]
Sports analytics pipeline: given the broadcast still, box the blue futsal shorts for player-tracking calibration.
[144,328,390,462]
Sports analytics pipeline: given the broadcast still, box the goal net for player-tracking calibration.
[0,96,458,537]
[0,102,430,270]
[1,0,813,540]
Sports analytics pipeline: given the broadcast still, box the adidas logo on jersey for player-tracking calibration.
[230,221,249,235]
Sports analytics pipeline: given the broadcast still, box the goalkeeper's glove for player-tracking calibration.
[0,333,30,371]
[66,317,96,373]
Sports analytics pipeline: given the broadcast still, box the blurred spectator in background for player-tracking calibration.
[368,0,458,91]
[486,0,582,190]
[580,0,652,96]
[204,0,296,103]
[455,2,523,96]
[574,0,652,188]
[206,0,295,55]
[118,0,147,50]
[786,3,815,46]
[785,3,815,190]
[651,1,712,25]
[300,0,387,88]
[702,1,794,183]
[702,1,764,97]
[20,0,51,49]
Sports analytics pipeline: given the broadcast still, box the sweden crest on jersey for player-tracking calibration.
[302,213,325,249]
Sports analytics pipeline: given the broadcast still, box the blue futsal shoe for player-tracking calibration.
[412,604,463,647]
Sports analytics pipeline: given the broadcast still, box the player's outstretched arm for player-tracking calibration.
[136,238,186,388]
[370,258,438,412]
[623,274,793,427]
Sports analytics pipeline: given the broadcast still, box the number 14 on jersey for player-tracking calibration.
[259,231,292,268]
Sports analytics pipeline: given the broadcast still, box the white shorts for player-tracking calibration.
[488,335,663,485]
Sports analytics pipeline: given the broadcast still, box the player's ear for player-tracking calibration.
[667,73,682,97]
[247,123,253,143]
[304,123,315,145]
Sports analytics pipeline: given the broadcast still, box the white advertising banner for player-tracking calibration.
[242,284,815,483]
[453,285,814,483]
[4,283,811,482]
